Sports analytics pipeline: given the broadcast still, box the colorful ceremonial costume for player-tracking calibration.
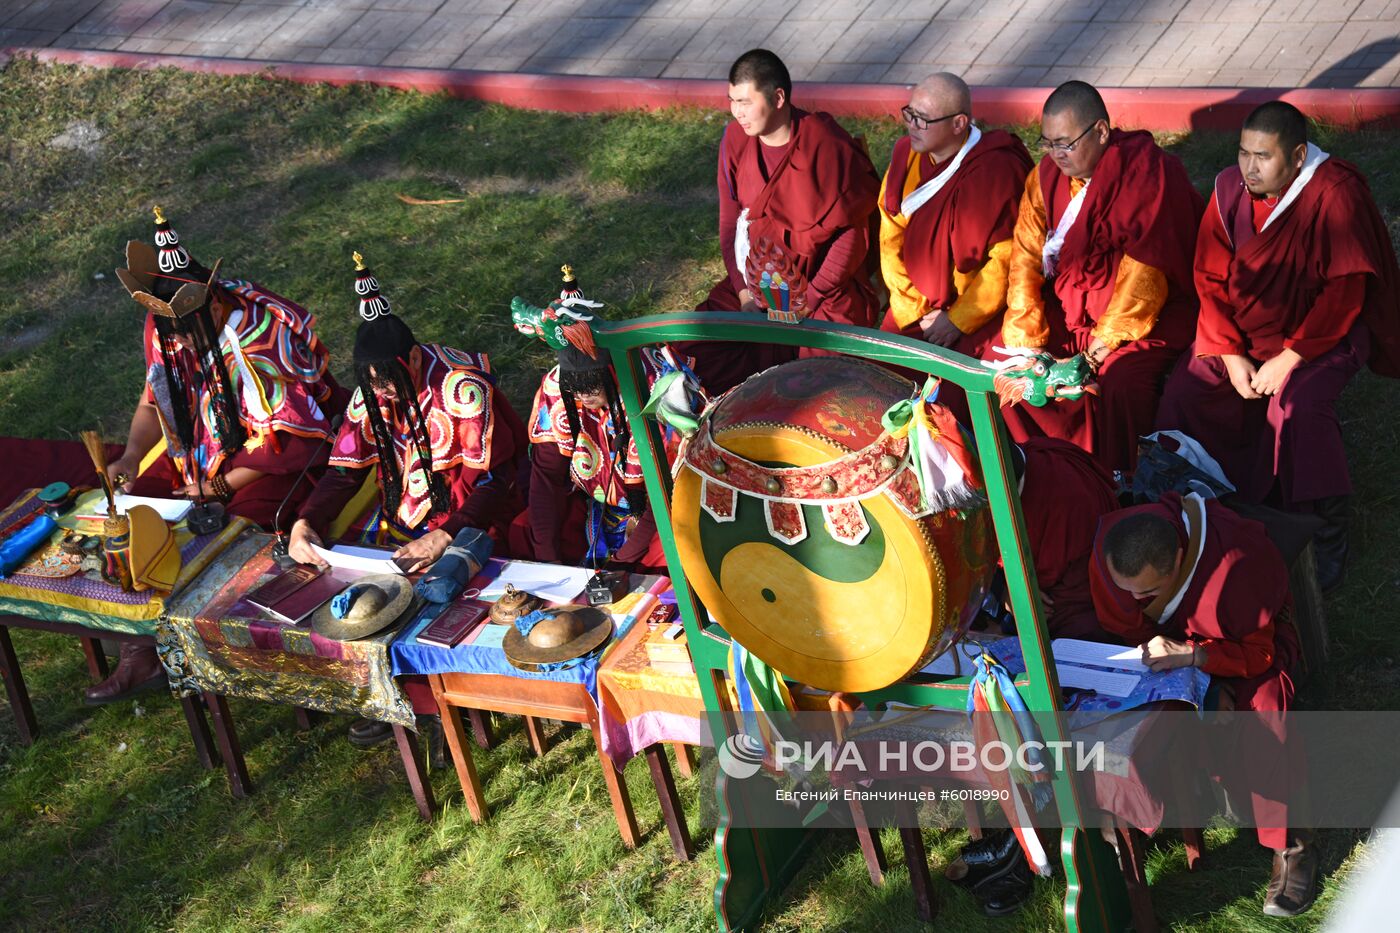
[298,257,526,547]
[510,347,695,572]
[1156,149,1400,507]
[1000,130,1203,472]
[878,127,1034,362]
[1018,438,1119,639]
[1090,493,1299,849]
[682,108,881,393]
[301,345,525,545]
[123,213,341,529]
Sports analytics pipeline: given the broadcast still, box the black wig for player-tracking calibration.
[353,314,449,521]
[556,345,642,512]
[149,260,246,457]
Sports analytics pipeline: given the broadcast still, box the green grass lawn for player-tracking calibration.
[2,59,1399,932]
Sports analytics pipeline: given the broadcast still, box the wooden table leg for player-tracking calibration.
[671,742,695,778]
[467,708,495,749]
[644,744,694,861]
[392,723,437,823]
[436,693,488,821]
[896,801,937,923]
[0,624,37,745]
[848,795,889,886]
[1113,825,1159,933]
[1182,827,1205,871]
[203,692,252,798]
[594,722,639,848]
[840,790,884,885]
[293,707,315,731]
[179,692,219,770]
[523,715,549,757]
[80,637,109,682]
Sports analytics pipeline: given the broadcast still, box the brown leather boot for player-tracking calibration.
[1263,835,1319,917]
[84,643,166,706]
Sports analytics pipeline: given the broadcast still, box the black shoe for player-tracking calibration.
[1312,495,1349,593]
[946,828,1021,889]
[973,849,1035,917]
[347,718,394,747]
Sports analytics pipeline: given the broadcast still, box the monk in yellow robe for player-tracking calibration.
[878,72,1033,365]
[999,81,1203,473]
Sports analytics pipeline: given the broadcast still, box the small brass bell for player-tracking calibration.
[712,459,728,474]
[879,454,899,471]
[490,583,544,626]
[764,477,782,494]
[820,477,838,495]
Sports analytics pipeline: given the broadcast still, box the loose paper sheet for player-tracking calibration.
[310,542,403,576]
[477,561,593,604]
[79,494,192,523]
[1054,665,1140,697]
[1051,638,1149,673]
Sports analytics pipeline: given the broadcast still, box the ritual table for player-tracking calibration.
[394,562,694,858]
[157,531,437,820]
[0,488,244,770]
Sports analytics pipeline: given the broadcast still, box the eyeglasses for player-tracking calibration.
[1038,121,1103,154]
[900,106,965,131]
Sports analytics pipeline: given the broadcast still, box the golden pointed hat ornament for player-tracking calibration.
[115,206,221,319]
[559,263,585,302]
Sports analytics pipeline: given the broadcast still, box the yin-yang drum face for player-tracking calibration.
[671,359,995,694]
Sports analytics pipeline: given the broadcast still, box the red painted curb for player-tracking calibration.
[6,46,1400,132]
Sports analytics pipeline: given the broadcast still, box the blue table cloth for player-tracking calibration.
[390,560,668,703]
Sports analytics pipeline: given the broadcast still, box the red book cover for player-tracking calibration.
[246,564,324,611]
[261,573,345,625]
[417,600,490,648]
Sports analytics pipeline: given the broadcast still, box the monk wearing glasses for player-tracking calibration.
[998,81,1204,474]
[878,73,1033,367]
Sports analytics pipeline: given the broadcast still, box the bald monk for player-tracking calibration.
[1091,493,1315,918]
[1014,438,1119,639]
[680,48,882,394]
[1000,81,1203,474]
[1156,102,1400,592]
[879,73,1033,364]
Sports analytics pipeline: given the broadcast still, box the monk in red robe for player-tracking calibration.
[1156,101,1400,592]
[94,207,344,706]
[999,82,1203,474]
[1091,493,1315,918]
[879,73,1033,364]
[291,254,526,571]
[1015,438,1119,639]
[679,48,881,394]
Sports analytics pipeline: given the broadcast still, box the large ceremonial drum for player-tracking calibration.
[672,357,997,693]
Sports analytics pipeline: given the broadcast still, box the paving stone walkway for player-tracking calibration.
[2,0,1398,88]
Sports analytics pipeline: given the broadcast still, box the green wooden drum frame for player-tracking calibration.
[594,312,1131,933]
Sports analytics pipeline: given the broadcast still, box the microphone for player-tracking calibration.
[187,464,228,536]
[273,413,344,567]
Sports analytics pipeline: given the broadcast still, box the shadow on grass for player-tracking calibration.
[0,629,714,931]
